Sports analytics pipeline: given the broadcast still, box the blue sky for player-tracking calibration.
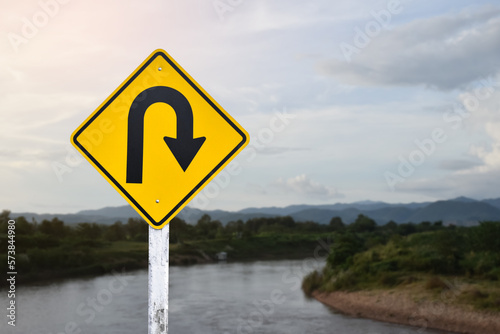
[1,0,499,213]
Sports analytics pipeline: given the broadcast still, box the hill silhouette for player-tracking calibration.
[9,196,500,226]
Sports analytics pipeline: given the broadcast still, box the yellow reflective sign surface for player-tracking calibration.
[71,49,249,229]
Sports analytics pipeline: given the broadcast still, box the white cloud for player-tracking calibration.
[454,75,500,174]
[467,122,500,173]
[395,167,500,200]
[273,174,344,199]
[318,5,500,89]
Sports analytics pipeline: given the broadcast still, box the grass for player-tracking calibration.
[457,280,500,312]
[303,266,500,312]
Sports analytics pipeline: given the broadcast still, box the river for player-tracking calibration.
[2,259,449,334]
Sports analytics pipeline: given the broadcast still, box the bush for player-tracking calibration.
[327,233,364,269]
[373,259,399,273]
[378,272,402,287]
[424,276,449,290]
[485,268,500,281]
[302,270,323,297]
[461,252,500,277]
[331,270,359,290]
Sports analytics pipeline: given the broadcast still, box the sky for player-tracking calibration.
[1,0,500,214]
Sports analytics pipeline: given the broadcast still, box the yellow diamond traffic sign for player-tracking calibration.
[71,49,249,229]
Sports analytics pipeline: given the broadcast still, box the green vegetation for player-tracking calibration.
[0,210,150,286]
[0,210,335,286]
[4,204,500,313]
[302,215,500,312]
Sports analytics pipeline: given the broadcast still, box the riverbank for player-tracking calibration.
[312,288,500,334]
[301,223,500,333]
[1,233,327,287]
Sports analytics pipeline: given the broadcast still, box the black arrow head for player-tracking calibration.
[163,136,206,171]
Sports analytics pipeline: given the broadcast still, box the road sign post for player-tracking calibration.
[71,49,249,334]
[148,225,169,333]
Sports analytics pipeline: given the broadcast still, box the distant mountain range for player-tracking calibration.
[10,196,500,226]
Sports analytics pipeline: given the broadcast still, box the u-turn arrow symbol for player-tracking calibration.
[126,86,206,184]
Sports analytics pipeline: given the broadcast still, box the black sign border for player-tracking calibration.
[72,51,248,227]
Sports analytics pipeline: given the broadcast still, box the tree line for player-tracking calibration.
[2,208,498,290]
[0,209,451,245]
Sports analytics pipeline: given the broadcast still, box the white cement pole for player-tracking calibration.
[148,224,169,334]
